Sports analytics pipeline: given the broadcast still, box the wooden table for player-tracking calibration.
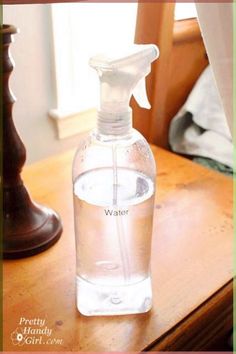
[3,146,233,351]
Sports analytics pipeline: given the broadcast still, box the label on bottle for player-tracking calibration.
[104,209,129,216]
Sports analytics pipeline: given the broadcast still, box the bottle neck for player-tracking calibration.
[97,110,132,136]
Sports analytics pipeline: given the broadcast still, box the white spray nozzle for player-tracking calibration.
[89,44,159,134]
[133,77,151,109]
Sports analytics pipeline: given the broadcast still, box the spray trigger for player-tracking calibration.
[132,77,151,109]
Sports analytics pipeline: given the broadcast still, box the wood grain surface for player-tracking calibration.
[3,146,233,351]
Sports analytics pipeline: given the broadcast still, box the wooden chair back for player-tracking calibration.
[132,3,209,148]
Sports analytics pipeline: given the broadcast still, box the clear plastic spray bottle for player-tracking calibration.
[73,44,159,316]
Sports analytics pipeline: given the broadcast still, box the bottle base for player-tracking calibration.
[76,276,152,316]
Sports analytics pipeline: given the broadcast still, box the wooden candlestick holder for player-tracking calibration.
[2,24,62,258]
